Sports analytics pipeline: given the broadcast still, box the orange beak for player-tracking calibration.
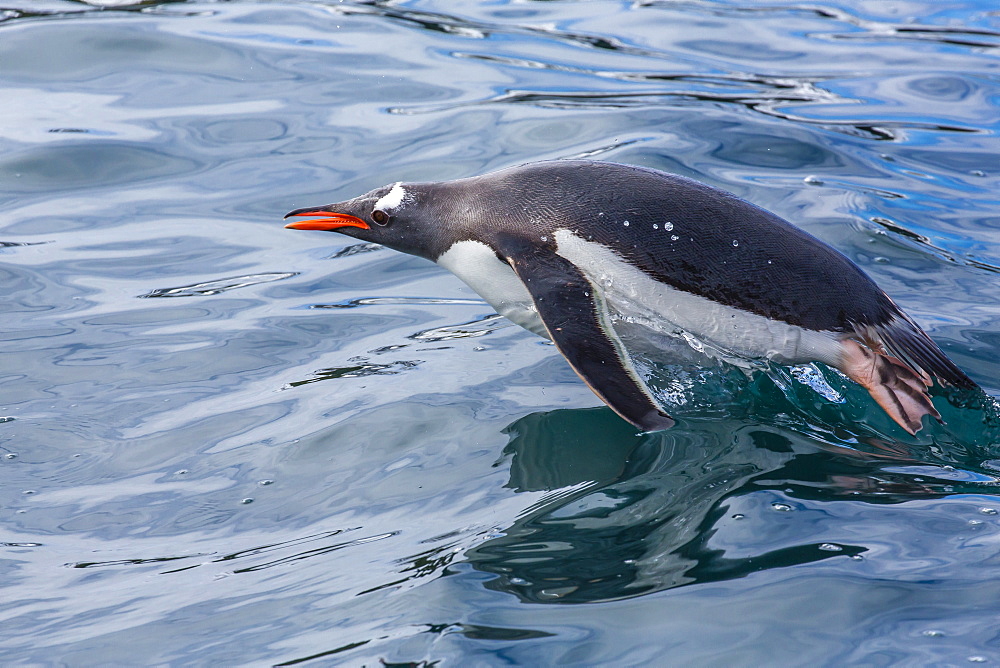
[283,208,369,231]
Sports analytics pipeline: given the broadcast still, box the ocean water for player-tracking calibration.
[1,0,999,664]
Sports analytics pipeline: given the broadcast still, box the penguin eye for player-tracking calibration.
[371,209,389,226]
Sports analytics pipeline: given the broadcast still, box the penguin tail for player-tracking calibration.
[872,315,978,390]
[838,316,977,435]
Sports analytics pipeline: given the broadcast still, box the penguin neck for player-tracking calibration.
[435,239,547,338]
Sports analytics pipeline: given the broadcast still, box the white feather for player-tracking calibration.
[436,240,547,337]
[552,229,843,366]
[437,231,844,371]
[374,182,407,212]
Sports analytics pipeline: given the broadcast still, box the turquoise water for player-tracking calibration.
[2,0,999,664]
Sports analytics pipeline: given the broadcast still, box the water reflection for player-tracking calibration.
[467,406,999,604]
[139,272,298,298]
[3,0,999,662]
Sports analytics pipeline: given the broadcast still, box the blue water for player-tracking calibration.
[2,0,999,664]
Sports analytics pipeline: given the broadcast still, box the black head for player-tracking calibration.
[284,180,467,261]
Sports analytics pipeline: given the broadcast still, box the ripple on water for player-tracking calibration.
[1,0,999,665]
[139,273,298,298]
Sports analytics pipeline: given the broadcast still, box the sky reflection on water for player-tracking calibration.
[1,0,999,664]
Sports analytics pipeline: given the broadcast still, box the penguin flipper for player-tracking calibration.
[499,236,674,433]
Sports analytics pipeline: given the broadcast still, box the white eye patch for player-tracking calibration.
[374,182,407,212]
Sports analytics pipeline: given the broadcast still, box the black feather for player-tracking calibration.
[873,316,977,389]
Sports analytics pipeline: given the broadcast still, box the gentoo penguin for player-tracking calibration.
[285,160,977,434]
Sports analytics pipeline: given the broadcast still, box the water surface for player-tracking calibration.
[1,0,999,664]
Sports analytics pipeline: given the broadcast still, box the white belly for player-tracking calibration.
[436,234,843,368]
[436,240,548,337]
[552,229,843,366]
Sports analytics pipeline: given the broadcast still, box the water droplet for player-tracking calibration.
[771,502,793,512]
[979,507,997,515]
[473,346,486,351]
[732,513,745,520]
[874,256,890,263]
[540,235,547,241]
[175,469,188,475]
[653,224,659,230]
[0,416,15,424]
[22,490,35,495]
[968,657,987,663]
[664,221,674,231]
[624,559,636,565]
[970,170,985,177]
[241,498,254,504]
[670,235,679,241]
[969,519,983,526]
[4,453,17,460]
[258,479,274,486]
[803,175,823,185]
[623,220,630,227]
[509,577,528,585]
[767,259,773,264]
[819,543,843,552]
[849,554,864,561]
[732,239,739,247]
[922,629,945,638]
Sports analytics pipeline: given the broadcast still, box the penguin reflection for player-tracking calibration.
[465,407,964,604]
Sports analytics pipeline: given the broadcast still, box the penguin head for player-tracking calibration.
[284,181,460,261]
